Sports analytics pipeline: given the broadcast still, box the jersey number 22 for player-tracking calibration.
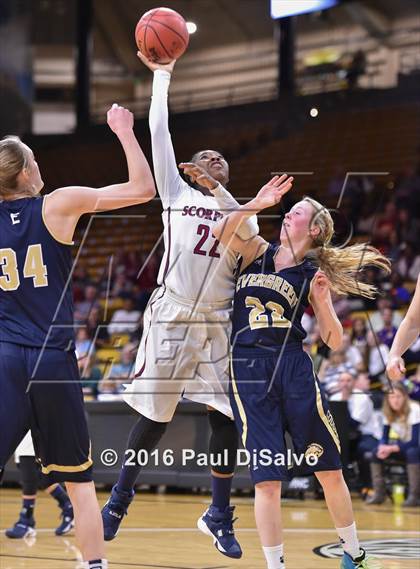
[246,296,291,330]
[193,224,220,258]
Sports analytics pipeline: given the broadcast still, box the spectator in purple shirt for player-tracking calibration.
[377,307,398,349]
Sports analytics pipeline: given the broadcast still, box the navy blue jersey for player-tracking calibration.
[231,244,317,349]
[0,197,75,350]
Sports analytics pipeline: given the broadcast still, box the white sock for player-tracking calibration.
[336,522,361,559]
[262,544,284,569]
[82,560,108,569]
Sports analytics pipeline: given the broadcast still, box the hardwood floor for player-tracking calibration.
[1,490,419,568]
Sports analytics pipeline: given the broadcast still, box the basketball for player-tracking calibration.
[135,7,189,64]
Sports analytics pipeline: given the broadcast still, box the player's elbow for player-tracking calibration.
[328,337,343,352]
[405,313,420,333]
[234,225,258,241]
[149,118,167,140]
[143,182,157,201]
[149,122,159,138]
[319,318,343,351]
[130,180,156,202]
[327,329,343,351]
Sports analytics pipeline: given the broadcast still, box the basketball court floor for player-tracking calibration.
[0,489,418,568]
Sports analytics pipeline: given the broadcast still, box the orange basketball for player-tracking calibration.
[135,7,189,64]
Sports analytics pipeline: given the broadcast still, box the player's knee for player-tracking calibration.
[208,410,237,440]
[138,415,168,435]
[208,410,238,475]
[38,476,51,492]
[316,469,344,487]
[127,415,168,454]
[65,480,95,497]
[255,480,281,498]
[139,415,168,437]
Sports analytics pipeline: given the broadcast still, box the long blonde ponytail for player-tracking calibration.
[316,243,391,298]
[304,197,391,298]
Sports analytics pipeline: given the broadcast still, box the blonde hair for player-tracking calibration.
[0,136,31,198]
[383,382,410,437]
[304,196,391,298]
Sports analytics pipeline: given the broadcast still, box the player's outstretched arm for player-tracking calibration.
[138,51,184,208]
[387,275,420,380]
[309,271,343,351]
[43,105,156,241]
[211,183,260,239]
[212,174,293,269]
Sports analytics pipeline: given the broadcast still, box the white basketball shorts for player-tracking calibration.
[123,287,233,422]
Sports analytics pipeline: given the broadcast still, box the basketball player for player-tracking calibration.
[212,175,389,569]
[101,52,271,559]
[0,104,156,569]
[387,274,420,380]
[6,431,74,538]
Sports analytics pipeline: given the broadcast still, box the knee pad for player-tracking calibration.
[208,410,238,475]
[19,456,40,495]
[127,415,168,454]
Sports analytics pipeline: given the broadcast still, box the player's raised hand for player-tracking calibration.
[253,175,293,210]
[107,104,134,134]
[137,50,176,74]
[386,355,406,381]
[179,162,219,191]
[311,270,331,302]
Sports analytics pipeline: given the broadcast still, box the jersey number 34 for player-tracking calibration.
[0,244,48,291]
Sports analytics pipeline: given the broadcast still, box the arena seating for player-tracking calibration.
[25,93,419,298]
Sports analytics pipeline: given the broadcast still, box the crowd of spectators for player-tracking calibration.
[73,250,159,400]
[316,161,420,503]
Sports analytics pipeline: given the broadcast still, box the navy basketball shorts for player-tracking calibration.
[0,342,92,483]
[229,344,342,484]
